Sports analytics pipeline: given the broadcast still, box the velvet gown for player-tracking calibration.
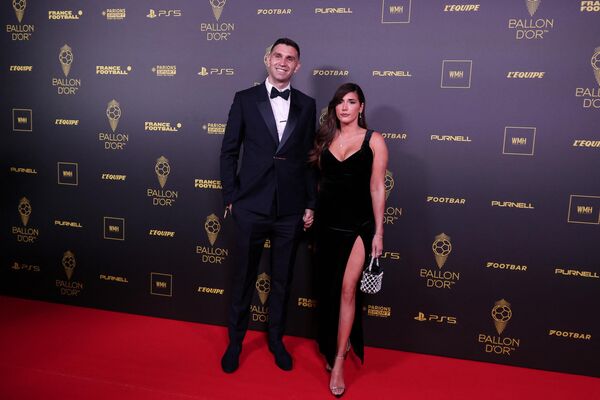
[315,130,375,367]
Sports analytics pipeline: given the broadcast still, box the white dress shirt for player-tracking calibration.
[265,78,290,141]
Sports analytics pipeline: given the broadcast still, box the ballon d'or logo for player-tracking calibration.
[591,47,600,87]
[264,45,272,69]
[204,214,221,246]
[255,272,271,305]
[491,299,512,335]
[432,233,452,269]
[13,0,26,23]
[62,250,76,280]
[154,156,171,188]
[210,0,226,21]
[18,197,31,226]
[384,170,394,200]
[318,107,327,127]
[58,44,74,77]
[526,0,540,17]
[106,99,121,133]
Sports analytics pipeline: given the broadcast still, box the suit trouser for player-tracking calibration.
[228,205,304,346]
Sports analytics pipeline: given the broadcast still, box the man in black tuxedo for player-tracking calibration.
[219,38,317,373]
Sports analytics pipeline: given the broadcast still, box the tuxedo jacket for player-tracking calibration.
[220,83,317,216]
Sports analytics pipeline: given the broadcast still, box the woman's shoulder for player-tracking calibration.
[367,130,384,143]
[368,130,388,150]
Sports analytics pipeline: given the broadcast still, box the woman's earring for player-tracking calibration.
[359,112,362,120]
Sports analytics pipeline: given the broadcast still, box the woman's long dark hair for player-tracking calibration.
[309,83,367,167]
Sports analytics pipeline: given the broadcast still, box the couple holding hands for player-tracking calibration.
[219,38,388,397]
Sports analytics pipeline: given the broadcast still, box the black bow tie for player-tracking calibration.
[270,87,290,100]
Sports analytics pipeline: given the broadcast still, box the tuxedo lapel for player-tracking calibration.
[277,89,302,151]
[256,84,279,146]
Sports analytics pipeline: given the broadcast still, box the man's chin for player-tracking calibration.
[272,74,291,83]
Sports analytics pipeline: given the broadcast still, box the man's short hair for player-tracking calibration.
[271,38,300,59]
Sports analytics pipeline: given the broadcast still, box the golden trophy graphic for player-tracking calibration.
[62,251,76,280]
[58,44,74,77]
[592,47,600,87]
[155,156,171,188]
[432,233,452,269]
[13,0,26,23]
[106,100,121,133]
[210,0,226,21]
[264,45,272,69]
[255,272,271,305]
[491,299,512,335]
[384,170,394,200]
[318,107,327,126]
[526,0,540,17]
[204,214,221,246]
[18,197,31,226]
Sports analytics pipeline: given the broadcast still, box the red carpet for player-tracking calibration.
[0,296,598,400]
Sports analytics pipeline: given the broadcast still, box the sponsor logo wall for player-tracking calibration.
[1,1,598,377]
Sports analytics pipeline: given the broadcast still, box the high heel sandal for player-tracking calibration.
[329,355,346,398]
[326,342,351,372]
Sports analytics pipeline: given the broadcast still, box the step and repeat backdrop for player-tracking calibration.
[1,0,599,377]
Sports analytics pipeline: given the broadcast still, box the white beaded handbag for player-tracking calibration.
[360,256,383,294]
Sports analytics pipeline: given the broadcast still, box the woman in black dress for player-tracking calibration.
[310,83,388,397]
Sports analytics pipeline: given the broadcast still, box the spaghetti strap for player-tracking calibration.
[363,129,374,146]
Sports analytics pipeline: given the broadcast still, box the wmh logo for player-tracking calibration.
[577,206,593,214]
[568,195,600,225]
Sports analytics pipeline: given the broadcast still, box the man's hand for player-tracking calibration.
[302,209,314,230]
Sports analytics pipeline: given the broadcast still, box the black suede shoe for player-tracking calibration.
[221,343,242,373]
[268,342,292,371]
